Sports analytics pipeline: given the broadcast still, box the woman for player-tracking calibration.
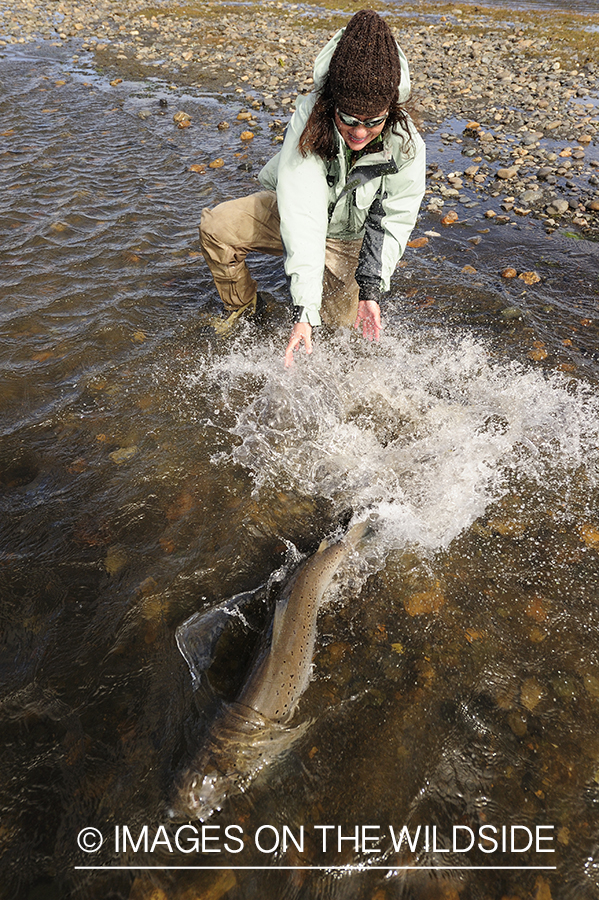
[199,9,426,366]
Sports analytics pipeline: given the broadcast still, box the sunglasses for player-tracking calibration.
[336,109,389,129]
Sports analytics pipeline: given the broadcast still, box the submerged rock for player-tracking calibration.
[109,446,138,464]
[521,677,544,712]
[518,271,542,285]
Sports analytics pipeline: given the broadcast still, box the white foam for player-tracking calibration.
[181,325,599,554]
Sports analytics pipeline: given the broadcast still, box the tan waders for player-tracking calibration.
[199,190,362,330]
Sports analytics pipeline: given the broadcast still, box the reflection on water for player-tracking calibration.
[1,42,599,900]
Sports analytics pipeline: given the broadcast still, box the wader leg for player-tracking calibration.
[321,237,363,327]
[199,191,283,313]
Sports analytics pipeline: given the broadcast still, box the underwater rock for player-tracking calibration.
[404,583,446,616]
[579,523,599,547]
[109,446,138,464]
[500,306,525,320]
[508,711,527,737]
[173,110,191,128]
[521,677,544,712]
[104,547,127,575]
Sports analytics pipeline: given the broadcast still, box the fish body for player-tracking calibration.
[172,520,370,820]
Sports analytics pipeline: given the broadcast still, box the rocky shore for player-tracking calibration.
[1,0,598,237]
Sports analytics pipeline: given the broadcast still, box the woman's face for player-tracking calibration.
[334,108,388,152]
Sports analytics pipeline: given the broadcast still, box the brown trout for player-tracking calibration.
[172,520,371,820]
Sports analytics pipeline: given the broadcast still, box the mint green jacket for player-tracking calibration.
[258,28,426,326]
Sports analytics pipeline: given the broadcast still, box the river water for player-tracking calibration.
[419,0,599,13]
[1,39,599,900]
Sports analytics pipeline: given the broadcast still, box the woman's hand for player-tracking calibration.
[284,322,313,368]
[354,299,381,342]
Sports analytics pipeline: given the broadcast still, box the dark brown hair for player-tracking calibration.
[298,76,415,161]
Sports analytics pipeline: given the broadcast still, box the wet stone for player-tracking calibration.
[519,270,541,285]
[497,166,519,180]
[501,306,525,319]
[546,199,570,215]
[520,189,544,204]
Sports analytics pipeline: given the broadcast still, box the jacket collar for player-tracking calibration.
[339,154,399,196]
[332,127,399,196]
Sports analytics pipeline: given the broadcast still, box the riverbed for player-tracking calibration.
[1,4,599,900]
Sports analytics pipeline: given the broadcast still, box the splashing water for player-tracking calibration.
[180,323,599,555]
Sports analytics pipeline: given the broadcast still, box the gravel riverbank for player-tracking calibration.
[1,0,598,237]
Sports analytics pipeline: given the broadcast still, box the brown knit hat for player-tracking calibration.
[328,10,401,116]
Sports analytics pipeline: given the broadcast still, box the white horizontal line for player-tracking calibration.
[75,865,557,871]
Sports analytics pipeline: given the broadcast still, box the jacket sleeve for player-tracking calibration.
[355,130,426,300]
[273,99,329,327]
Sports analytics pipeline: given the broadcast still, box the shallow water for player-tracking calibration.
[380,0,599,19]
[423,0,599,13]
[1,41,599,900]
